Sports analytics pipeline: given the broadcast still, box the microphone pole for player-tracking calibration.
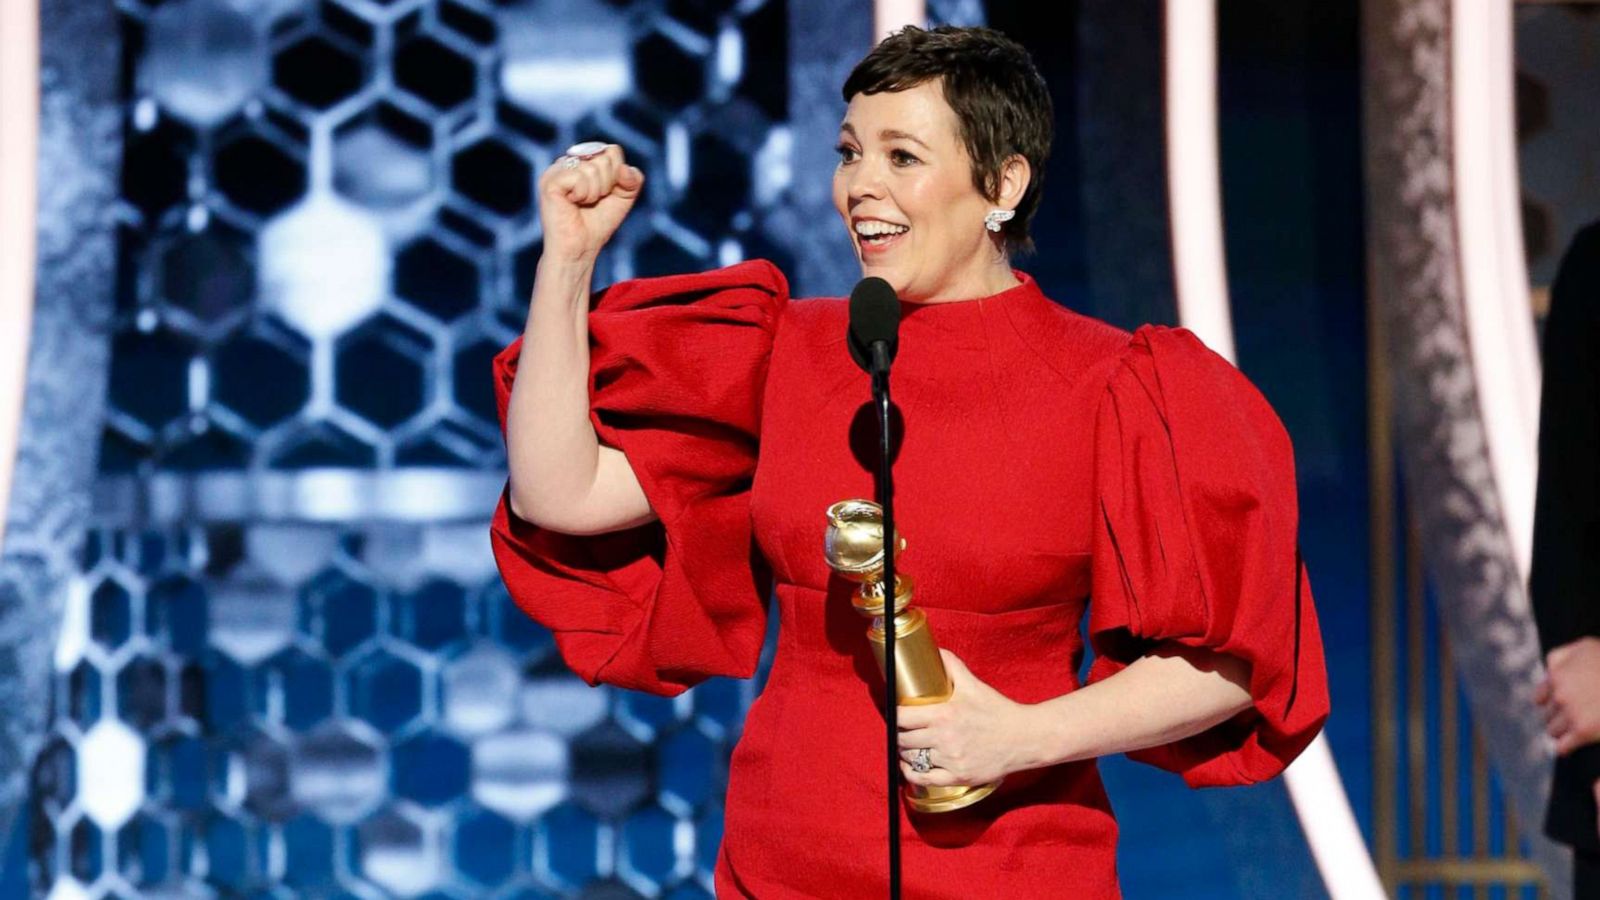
[847,278,901,899]
[872,343,899,900]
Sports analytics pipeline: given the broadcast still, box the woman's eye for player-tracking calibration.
[835,144,858,163]
[891,149,920,166]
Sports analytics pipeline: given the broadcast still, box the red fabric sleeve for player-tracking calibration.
[488,259,788,697]
[1087,325,1330,787]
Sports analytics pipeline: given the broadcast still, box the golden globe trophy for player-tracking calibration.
[823,498,1001,813]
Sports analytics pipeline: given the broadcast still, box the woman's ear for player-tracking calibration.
[997,153,1031,210]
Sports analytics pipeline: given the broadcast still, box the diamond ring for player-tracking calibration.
[565,140,608,159]
[911,748,931,774]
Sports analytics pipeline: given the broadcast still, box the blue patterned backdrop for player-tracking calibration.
[31,0,793,895]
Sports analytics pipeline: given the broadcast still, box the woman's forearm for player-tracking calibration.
[504,257,603,528]
[505,146,656,535]
[1017,643,1255,770]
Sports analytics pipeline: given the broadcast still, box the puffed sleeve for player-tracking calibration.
[488,259,788,697]
[1087,325,1330,787]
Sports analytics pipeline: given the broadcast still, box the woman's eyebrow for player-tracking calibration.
[879,129,931,150]
[838,123,931,151]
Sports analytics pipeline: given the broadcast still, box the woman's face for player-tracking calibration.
[832,80,1001,302]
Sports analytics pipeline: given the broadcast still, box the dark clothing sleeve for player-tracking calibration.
[1530,222,1600,850]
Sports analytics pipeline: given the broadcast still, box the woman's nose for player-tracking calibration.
[847,159,886,200]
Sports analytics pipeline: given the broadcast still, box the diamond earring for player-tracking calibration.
[984,208,1015,233]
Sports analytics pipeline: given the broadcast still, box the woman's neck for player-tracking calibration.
[913,258,1020,304]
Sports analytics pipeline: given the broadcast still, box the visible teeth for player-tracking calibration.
[855,221,909,237]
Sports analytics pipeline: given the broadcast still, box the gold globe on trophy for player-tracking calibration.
[823,499,1001,813]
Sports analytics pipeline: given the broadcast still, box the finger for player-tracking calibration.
[543,155,575,180]
[572,155,611,203]
[939,648,968,673]
[1549,645,1571,669]
[1534,678,1552,705]
[899,748,933,766]
[562,174,589,205]
[896,705,937,730]
[545,165,581,199]
[616,163,645,193]
[1576,718,1600,746]
[896,729,936,750]
[591,149,618,190]
[1549,711,1572,739]
[556,164,590,202]
[899,762,955,787]
[576,166,605,205]
[565,162,593,202]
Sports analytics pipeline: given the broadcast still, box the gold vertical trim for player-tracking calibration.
[1474,728,1491,900]
[1407,511,1427,861]
[1442,633,1459,860]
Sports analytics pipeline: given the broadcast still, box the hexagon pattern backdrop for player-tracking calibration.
[33,0,794,896]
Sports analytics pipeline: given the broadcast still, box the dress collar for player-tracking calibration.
[895,270,1052,335]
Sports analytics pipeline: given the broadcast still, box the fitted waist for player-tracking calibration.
[772,581,1086,703]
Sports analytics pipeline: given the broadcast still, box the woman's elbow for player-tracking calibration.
[506,476,571,531]
[1154,642,1254,714]
[506,481,543,527]
[505,479,657,536]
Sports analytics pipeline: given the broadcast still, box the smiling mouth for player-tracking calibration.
[855,223,910,251]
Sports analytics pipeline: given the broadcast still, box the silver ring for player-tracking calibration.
[565,140,608,159]
[911,748,931,773]
[561,156,581,169]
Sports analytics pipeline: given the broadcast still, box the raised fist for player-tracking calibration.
[538,142,645,266]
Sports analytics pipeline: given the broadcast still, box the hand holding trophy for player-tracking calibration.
[823,499,1002,813]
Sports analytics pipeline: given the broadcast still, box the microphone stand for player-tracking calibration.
[870,344,900,900]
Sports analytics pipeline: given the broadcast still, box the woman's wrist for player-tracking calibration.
[532,254,597,306]
[1013,693,1090,772]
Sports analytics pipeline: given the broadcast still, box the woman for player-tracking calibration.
[491,25,1328,898]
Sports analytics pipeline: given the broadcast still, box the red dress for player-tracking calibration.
[489,260,1329,898]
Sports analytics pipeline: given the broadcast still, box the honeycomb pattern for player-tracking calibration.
[1516,5,1600,289]
[35,524,769,896]
[44,0,794,895]
[100,0,794,474]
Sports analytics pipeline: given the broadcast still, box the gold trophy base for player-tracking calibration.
[872,609,1005,814]
[906,779,1002,813]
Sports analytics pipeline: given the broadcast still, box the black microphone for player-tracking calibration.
[848,276,900,379]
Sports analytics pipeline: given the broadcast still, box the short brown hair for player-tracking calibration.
[841,25,1053,256]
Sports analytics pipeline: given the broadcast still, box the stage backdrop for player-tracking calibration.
[13,0,1391,897]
